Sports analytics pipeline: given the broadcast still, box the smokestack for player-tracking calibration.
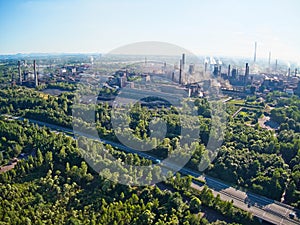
[204,62,208,74]
[275,59,278,72]
[180,54,185,84]
[254,42,257,63]
[247,64,250,75]
[18,61,22,85]
[268,51,271,72]
[182,53,185,70]
[228,64,231,77]
[179,59,182,84]
[245,63,249,76]
[34,60,38,87]
[245,63,249,86]
[288,67,291,76]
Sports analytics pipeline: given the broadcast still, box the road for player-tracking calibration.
[2,114,300,225]
[188,173,300,225]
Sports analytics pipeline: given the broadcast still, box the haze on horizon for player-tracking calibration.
[0,0,300,63]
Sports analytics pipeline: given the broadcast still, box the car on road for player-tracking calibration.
[289,212,296,219]
[153,159,161,164]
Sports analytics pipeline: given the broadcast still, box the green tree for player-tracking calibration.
[190,196,201,213]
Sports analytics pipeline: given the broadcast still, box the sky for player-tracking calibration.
[0,0,300,62]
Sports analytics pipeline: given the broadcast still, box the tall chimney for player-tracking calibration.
[268,51,271,72]
[34,60,38,87]
[254,42,257,63]
[18,61,22,85]
[181,54,185,84]
[245,63,249,85]
[182,53,185,70]
[204,62,208,74]
[288,67,291,76]
[275,59,278,72]
[179,59,182,84]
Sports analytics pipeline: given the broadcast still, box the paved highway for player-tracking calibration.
[2,115,300,225]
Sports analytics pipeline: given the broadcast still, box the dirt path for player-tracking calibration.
[0,161,18,173]
[232,107,244,118]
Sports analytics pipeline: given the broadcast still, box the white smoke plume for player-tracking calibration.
[210,57,216,65]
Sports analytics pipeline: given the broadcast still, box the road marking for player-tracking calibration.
[280,218,283,225]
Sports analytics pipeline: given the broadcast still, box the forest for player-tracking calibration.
[0,85,299,209]
[0,118,256,225]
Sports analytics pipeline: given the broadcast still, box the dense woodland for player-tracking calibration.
[0,85,299,209]
[0,118,255,225]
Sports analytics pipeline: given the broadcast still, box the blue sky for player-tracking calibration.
[0,0,300,62]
